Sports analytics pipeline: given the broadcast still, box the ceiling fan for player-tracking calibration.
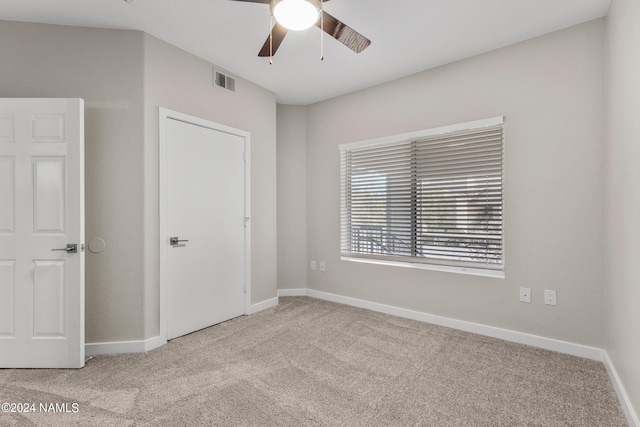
[230,0,371,58]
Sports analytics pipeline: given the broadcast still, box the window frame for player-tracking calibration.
[339,116,505,278]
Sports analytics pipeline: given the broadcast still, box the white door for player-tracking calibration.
[0,98,85,368]
[165,116,246,340]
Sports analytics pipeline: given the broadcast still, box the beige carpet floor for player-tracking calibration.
[0,296,628,426]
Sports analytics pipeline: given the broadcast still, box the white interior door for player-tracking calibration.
[165,116,246,340]
[0,98,85,368]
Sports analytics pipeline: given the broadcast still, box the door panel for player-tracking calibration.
[0,260,15,335]
[32,114,65,142]
[0,115,13,142]
[166,117,246,340]
[0,156,14,232]
[33,260,66,337]
[33,157,66,233]
[0,98,84,368]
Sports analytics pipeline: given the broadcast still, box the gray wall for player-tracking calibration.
[0,21,147,343]
[279,19,606,347]
[0,21,278,343]
[605,0,640,415]
[143,34,278,336]
[277,105,308,290]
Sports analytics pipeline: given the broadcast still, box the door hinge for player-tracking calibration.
[243,217,250,228]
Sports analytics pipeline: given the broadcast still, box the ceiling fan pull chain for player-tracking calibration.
[269,15,274,65]
[320,1,324,61]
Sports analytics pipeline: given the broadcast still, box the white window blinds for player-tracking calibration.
[340,117,504,273]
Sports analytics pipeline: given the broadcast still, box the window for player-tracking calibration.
[340,117,504,276]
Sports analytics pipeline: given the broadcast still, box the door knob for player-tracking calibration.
[51,244,78,254]
[170,237,189,246]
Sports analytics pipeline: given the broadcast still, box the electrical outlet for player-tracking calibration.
[519,287,531,303]
[319,261,326,272]
[310,260,316,271]
[544,290,557,306]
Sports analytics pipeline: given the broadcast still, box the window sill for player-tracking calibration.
[341,256,505,279]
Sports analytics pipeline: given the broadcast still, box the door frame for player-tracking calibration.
[158,107,251,343]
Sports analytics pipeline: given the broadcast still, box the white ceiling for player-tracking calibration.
[0,0,611,105]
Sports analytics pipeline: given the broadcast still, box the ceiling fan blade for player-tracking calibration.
[258,22,289,57]
[229,0,270,3]
[317,11,371,53]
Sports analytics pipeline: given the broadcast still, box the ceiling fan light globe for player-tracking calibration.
[270,0,321,31]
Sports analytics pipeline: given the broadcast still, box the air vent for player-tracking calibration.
[213,69,236,92]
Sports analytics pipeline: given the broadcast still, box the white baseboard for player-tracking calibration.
[86,288,637,425]
[280,288,639,426]
[87,298,280,357]
[278,288,640,424]
[247,296,279,314]
[603,352,640,427]
[85,335,165,357]
[277,288,307,297]
[278,288,603,361]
